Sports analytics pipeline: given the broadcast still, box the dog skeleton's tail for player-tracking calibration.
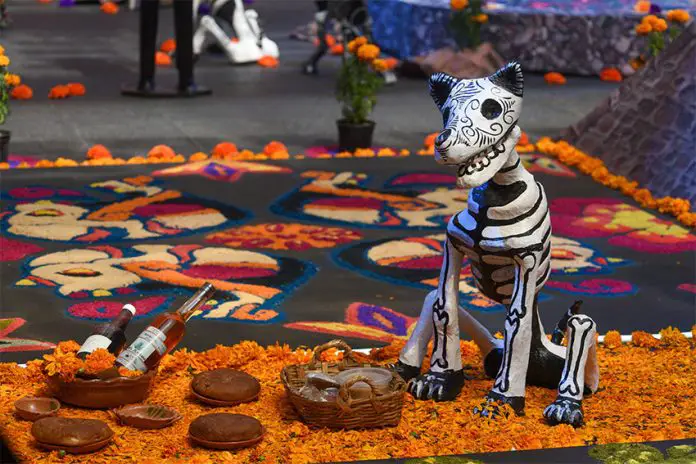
[550,300,583,345]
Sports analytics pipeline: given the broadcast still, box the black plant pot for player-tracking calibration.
[0,129,10,163]
[337,120,375,152]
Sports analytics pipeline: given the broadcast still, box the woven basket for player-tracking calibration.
[281,340,406,429]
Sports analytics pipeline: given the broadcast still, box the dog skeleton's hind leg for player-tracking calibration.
[543,314,599,427]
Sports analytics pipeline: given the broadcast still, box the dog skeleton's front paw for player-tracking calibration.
[543,396,584,427]
[407,369,465,402]
[472,391,525,419]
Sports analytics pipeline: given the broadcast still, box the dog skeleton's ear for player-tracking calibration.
[429,73,458,110]
[489,62,524,97]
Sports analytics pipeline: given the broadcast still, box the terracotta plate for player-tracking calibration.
[188,427,265,450]
[35,437,113,454]
[190,388,259,407]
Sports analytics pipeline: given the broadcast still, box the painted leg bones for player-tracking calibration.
[394,62,600,427]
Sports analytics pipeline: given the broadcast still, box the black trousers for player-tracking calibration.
[139,0,194,88]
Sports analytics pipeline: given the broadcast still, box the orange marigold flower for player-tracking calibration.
[692,324,696,341]
[0,55,9,67]
[35,159,55,168]
[100,1,119,14]
[117,366,142,378]
[544,72,566,85]
[372,58,389,73]
[258,55,279,68]
[189,152,209,162]
[155,51,172,66]
[148,144,176,160]
[643,14,660,26]
[83,348,116,374]
[631,331,659,348]
[518,131,530,145]
[4,73,20,86]
[472,13,489,23]
[325,34,337,47]
[212,141,238,159]
[666,9,690,23]
[55,157,78,167]
[653,18,668,32]
[48,84,70,99]
[264,141,288,155]
[424,132,439,147]
[450,0,468,10]
[635,23,652,35]
[659,327,689,348]
[87,144,112,160]
[384,57,399,70]
[11,84,33,100]
[347,36,368,54]
[67,83,86,96]
[357,44,380,62]
[127,155,148,164]
[160,38,176,54]
[600,68,623,82]
[603,330,622,349]
[330,43,345,55]
[634,0,650,13]
[56,340,80,353]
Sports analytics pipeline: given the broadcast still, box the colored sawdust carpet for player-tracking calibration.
[0,150,694,365]
[0,336,694,463]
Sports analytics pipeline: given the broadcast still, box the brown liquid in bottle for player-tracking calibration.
[116,283,215,372]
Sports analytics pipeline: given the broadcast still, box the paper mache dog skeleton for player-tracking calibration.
[391,62,600,428]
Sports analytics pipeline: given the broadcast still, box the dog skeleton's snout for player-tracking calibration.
[435,129,453,149]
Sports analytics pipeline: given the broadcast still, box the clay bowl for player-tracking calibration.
[32,417,113,454]
[188,431,265,450]
[190,369,260,407]
[14,397,61,421]
[112,404,182,429]
[47,370,155,409]
[188,413,264,450]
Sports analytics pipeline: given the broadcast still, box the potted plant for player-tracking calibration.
[335,37,386,151]
[0,44,16,162]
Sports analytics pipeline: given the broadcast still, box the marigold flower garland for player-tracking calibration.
[536,138,696,228]
[1,330,693,463]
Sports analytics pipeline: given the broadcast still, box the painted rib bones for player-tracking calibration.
[392,63,600,428]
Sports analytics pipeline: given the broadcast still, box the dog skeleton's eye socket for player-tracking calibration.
[481,99,502,119]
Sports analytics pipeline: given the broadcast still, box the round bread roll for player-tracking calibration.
[191,368,260,403]
[32,417,113,447]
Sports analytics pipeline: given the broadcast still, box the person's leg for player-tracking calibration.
[139,0,160,90]
[173,0,194,90]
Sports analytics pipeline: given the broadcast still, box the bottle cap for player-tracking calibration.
[122,304,137,315]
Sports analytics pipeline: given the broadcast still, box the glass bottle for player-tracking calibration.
[116,283,215,372]
[76,304,136,359]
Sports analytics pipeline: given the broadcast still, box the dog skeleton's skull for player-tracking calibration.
[430,62,524,188]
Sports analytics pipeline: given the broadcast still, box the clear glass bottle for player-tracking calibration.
[116,283,215,372]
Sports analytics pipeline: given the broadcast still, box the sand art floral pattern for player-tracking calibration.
[0,237,44,262]
[16,244,315,324]
[0,176,246,243]
[153,159,292,183]
[206,223,363,250]
[335,234,634,312]
[551,198,696,254]
[286,302,417,343]
[67,296,174,321]
[273,171,469,229]
[0,318,55,353]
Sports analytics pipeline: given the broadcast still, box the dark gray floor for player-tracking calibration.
[1,2,620,159]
